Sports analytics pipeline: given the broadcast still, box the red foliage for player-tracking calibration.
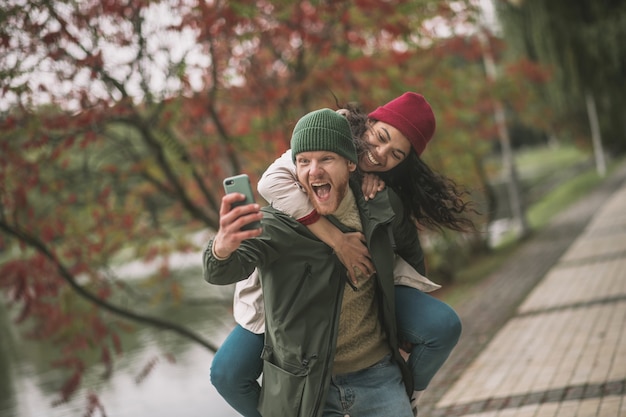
[52,371,83,406]
[111,332,123,355]
[51,358,86,405]
[135,356,160,384]
[504,59,551,84]
[83,393,107,417]
[436,36,483,62]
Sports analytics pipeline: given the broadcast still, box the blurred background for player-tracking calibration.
[1,0,624,415]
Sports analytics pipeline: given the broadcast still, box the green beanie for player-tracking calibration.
[291,108,357,164]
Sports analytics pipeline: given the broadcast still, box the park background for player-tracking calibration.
[1,1,625,416]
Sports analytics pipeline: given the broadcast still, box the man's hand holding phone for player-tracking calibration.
[212,175,263,260]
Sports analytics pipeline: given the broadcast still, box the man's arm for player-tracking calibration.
[203,239,257,285]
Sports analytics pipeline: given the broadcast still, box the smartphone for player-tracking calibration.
[223,174,262,231]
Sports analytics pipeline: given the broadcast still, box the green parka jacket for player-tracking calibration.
[203,182,425,417]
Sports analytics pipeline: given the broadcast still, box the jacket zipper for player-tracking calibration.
[311,265,343,417]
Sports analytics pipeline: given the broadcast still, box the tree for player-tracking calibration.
[0,0,545,411]
[495,0,626,159]
[478,26,532,237]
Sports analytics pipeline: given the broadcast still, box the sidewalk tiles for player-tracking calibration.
[433,184,626,417]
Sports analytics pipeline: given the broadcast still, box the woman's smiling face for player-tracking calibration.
[357,121,412,173]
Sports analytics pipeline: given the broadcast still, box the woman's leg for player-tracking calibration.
[210,324,264,417]
[394,285,462,391]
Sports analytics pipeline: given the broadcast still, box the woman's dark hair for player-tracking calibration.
[340,102,476,232]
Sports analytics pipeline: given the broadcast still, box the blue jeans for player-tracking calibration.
[325,354,413,417]
[394,285,462,390]
[211,287,461,415]
[210,324,264,417]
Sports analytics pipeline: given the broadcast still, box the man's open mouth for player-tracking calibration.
[312,182,331,199]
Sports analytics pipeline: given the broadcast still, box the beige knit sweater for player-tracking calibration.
[331,190,389,375]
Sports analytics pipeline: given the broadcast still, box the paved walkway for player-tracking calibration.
[419,160,626,417]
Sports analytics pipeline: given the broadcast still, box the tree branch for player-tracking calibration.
[114,115,218,228]
[0,219,220,354]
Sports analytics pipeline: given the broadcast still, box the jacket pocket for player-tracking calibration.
[258,358,308,417]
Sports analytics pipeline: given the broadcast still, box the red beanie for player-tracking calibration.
[368,92,436,156]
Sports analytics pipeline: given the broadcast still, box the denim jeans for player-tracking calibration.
[394,285,462,390]
[210,324,264,417]
[324,354,413,417]
[211,287,461,415]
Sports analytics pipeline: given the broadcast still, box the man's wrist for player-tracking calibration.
[211,241,231,260]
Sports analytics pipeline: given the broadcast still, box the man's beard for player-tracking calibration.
[308,180,349,215]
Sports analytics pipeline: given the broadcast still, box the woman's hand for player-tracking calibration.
[333,232,375,285]
[304,217,374,285]
[361,173,385,201]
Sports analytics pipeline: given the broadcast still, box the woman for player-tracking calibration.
[211,93,475,417]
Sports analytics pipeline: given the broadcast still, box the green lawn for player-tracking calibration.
[515,145,589,180]
[526,169,605,229]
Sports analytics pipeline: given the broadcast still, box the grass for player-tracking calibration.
[487,145,588,184]
[438,148,621,308]
[526,169,605,229]
[514,145,589,180]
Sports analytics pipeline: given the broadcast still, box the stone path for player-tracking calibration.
[419,160,626,417]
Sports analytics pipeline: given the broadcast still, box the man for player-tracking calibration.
[204,108,424,417]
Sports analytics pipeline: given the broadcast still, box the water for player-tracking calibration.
[0,268,241,417]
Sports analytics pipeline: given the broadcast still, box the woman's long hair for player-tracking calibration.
[341,103,476,232]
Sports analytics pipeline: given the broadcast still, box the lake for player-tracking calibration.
[0,266,241,417]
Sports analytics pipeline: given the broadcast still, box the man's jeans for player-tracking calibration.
[324,354,413,417]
